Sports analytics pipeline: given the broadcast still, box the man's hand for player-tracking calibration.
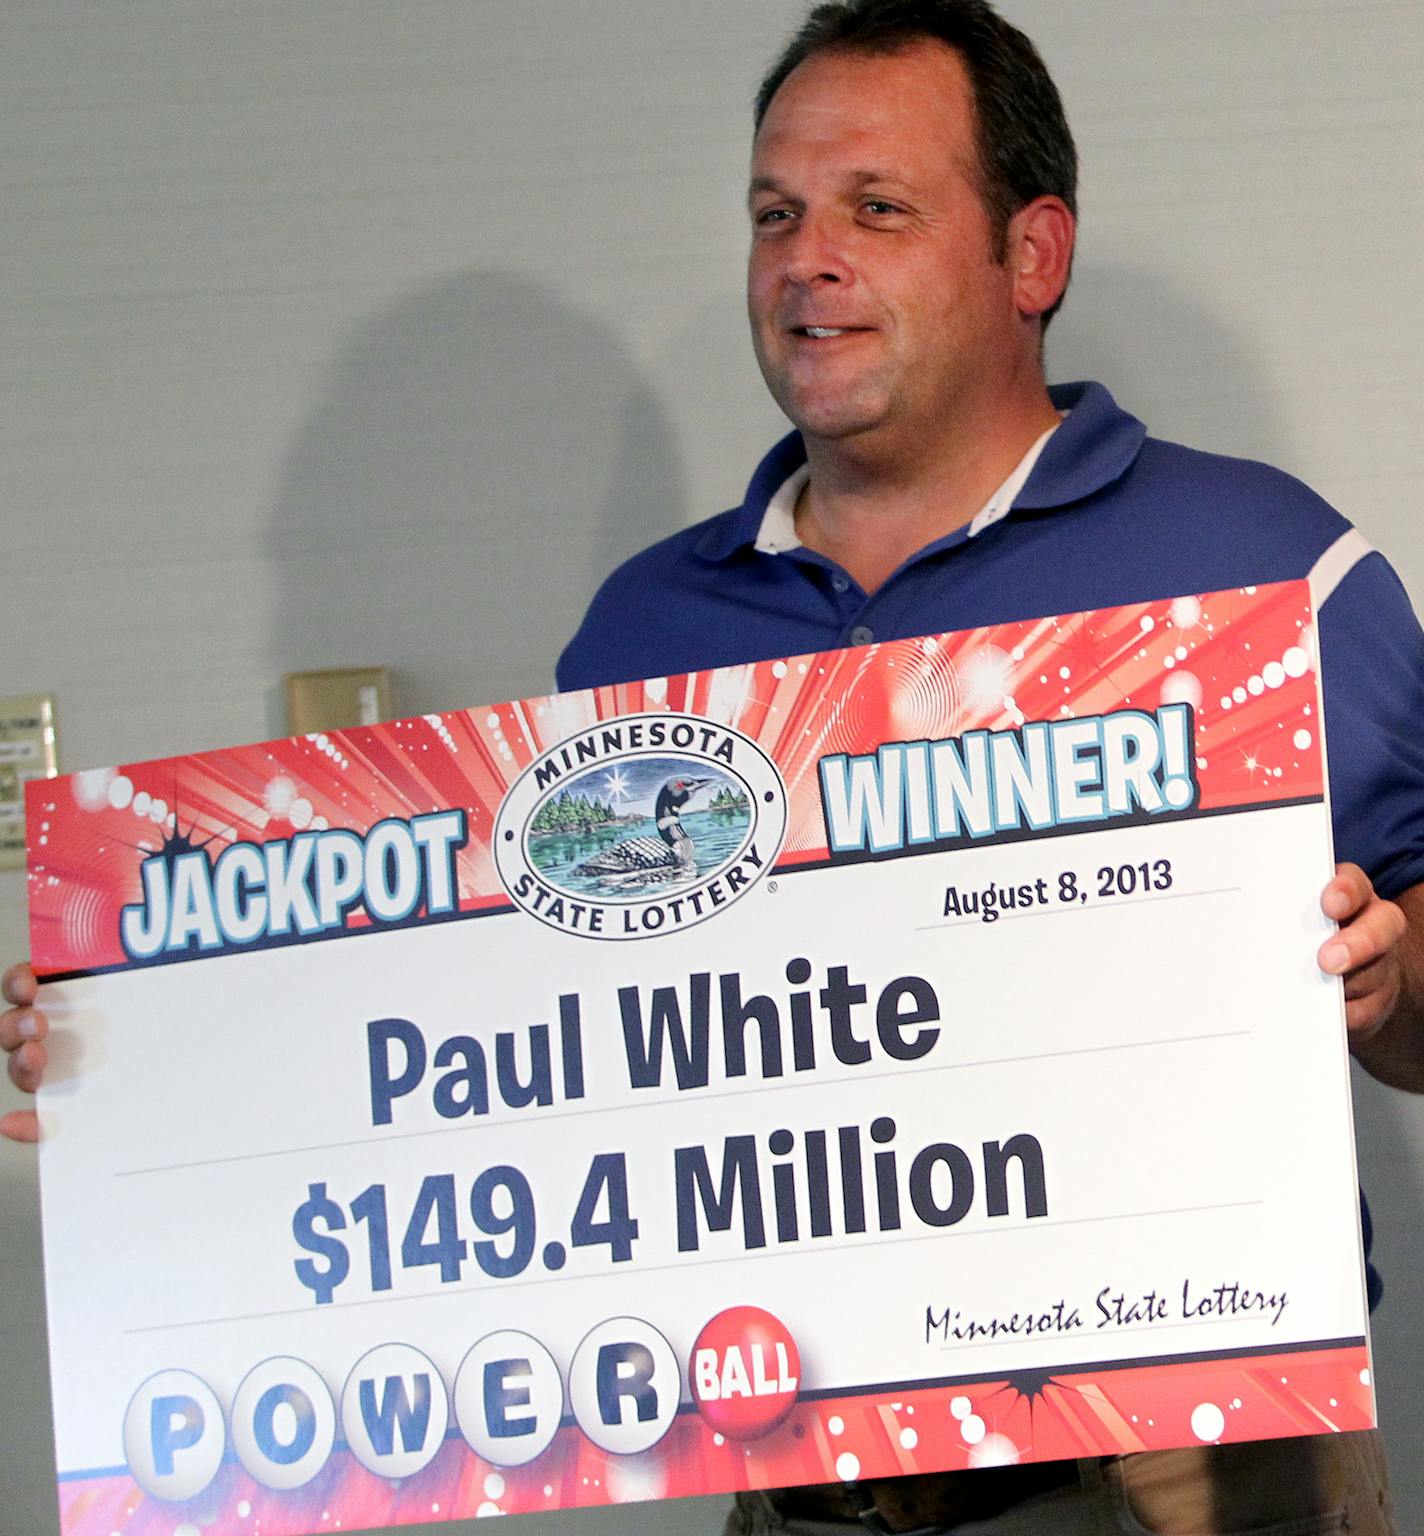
[1319,865,1424,1090]
[1,962,45,1143]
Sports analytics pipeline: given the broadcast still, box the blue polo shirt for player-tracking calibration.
[560,381,1424,900]
[558,379,1424,1308]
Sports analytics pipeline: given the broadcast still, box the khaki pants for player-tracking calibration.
[726,1430,1395,1535]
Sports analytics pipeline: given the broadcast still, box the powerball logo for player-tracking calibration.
[493,713,787,940]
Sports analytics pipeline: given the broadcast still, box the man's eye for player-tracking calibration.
[754,207,794,226]
[862,199,901,216]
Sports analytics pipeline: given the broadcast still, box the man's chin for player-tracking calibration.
[786,409,889,446]
[773,389,888,444]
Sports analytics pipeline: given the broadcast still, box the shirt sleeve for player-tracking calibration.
[1318,550,1424,899]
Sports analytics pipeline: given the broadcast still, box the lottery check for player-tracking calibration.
[26,580,1372,1535]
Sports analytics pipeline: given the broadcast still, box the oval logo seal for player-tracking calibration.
[494,713,787,940]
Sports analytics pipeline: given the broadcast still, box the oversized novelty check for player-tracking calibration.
[27,580,1372,1535]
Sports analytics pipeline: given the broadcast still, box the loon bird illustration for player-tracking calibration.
[573,776,713,884]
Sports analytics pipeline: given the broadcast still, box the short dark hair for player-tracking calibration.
[754,0,1077,318]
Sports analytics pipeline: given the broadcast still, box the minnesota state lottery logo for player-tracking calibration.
[494,713,787,939]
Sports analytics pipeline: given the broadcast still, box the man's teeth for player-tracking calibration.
[804,326,847,338]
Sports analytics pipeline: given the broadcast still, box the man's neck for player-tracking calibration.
[795,387,1062,594]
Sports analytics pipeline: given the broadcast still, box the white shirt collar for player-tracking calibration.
[753,463,809,554]
[752,417,1064,556]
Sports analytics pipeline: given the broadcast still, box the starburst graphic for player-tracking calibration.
[604,767,631,803]
[997,1367,1062,1406]
[963,645,1015,710]
[1170,594,1207,634]
[981,1366,1067,1451]
[1239,749,1271,782]
[1047,615,1133,705]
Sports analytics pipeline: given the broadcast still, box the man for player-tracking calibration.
[6,1,1423,1531]
[553,1,1424,1531]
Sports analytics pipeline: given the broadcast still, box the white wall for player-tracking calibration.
[2,2,1421,1531]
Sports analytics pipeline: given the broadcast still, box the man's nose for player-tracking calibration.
[781,213,851,285]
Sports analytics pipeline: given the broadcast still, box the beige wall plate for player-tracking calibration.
[0,694,59,871]
[285,667,393,735]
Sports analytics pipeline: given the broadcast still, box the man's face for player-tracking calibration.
[747,41,1023,450]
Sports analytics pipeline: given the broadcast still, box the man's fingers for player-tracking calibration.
[0,1109,40,1144]
[7,1039,47,1094]
[0,1005,47,1053]
[1,965,48,1142]
[1342,954,1398,1004]
[1,962,37,1009]
[1344,975,1401,1040]
[1319,895,1407,975]
[1320,874,1409,1047]
[1321,863,1370,922]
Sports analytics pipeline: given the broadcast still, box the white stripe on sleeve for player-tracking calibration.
[1309,528,1375,608]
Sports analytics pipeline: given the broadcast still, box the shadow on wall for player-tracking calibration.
[1049,261,1303,469]
[1054,259,1424,1511]
[264,270,687,724]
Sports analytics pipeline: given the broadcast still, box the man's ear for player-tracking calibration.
[1009,195,1076,320]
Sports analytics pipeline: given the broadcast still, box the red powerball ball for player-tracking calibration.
[690,1305,801,1440]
